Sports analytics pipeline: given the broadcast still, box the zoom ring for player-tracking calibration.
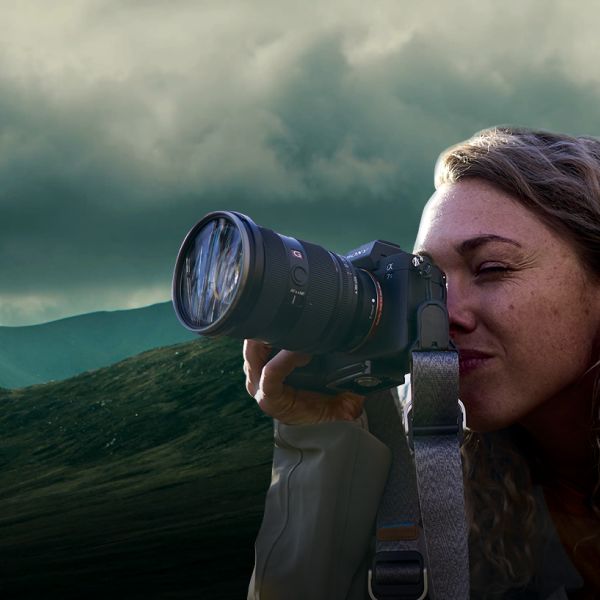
[282,241,343,351]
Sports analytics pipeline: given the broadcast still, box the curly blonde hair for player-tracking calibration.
[435,126,600,597]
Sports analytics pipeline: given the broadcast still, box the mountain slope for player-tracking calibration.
[0,336,273,599]
[0,302,196,388]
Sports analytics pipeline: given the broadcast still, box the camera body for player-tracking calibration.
[283,240,450,395]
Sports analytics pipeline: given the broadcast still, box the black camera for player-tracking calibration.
[172,210,451,395]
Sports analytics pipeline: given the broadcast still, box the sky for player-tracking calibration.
[2,0,600,326]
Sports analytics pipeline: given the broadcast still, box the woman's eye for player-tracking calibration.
[476,264,511,277]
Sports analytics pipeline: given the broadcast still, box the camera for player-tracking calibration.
[172,210,451,395]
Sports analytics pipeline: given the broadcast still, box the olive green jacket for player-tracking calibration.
[247,418,583,600]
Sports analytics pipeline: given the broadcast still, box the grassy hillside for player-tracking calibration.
[0,336,273,599]
[0,302,196,389]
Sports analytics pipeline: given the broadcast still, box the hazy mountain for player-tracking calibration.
[0,302,197,389]
[0,336,273,599]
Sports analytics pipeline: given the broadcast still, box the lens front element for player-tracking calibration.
[179,217,243,328]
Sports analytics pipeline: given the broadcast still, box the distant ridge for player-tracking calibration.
[0,301,196,388]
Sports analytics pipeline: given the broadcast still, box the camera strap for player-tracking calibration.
[364,350,469,600]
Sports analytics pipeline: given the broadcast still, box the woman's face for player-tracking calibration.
[414,178,600,432]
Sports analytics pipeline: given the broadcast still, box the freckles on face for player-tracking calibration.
[414,179,600,432]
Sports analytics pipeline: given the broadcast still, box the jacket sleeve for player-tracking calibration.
[248,418,391,600]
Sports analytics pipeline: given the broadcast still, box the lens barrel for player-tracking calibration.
[172,211,381,354]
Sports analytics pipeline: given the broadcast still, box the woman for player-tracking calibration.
[244,127,600,599]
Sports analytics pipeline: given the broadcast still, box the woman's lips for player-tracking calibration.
[458,349,493,376]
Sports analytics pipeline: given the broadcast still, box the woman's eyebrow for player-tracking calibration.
[414,235,522,261]
[456,234,522,256]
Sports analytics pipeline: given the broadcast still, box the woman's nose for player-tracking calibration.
[446,281,477,335]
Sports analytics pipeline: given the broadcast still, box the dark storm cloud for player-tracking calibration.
[2,0,600,324]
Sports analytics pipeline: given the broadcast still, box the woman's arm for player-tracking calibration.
[248,418,391,600]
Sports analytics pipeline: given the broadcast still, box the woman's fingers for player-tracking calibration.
[243,339,367,424]
[255,350,312,421]
[259,350,312,398]
[243,339,272,396]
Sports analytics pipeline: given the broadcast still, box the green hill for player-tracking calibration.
[0,302,196,389]
[0,336,273,599]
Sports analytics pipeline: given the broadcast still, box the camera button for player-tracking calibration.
[291,266,308,285]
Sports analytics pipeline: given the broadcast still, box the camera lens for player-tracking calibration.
[172,211,381,354]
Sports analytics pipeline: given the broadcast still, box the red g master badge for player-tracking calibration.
[292,250,303,259]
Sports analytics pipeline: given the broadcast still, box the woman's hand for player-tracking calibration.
[243,339,366,425]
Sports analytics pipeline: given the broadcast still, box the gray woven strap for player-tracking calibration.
[365,387,430,600]
[365,351,469,600]
[411,351,469,600]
